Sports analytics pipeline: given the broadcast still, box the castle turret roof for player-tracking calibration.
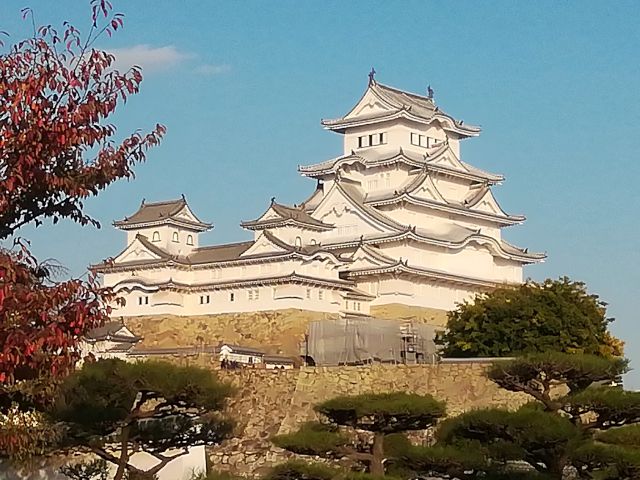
[241,200,333,231]
[321,80,481,137]
[114,197,212,231]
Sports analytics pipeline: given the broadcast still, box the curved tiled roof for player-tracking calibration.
[321,81,481,136]
[241,201,333,231]
[114,198,211,230]
[299,144,503,184]
[187,240,255,264]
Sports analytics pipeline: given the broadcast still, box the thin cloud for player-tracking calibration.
[109,44,194,73]
[194,63,232,76]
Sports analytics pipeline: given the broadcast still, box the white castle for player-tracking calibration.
[93,75,545,318]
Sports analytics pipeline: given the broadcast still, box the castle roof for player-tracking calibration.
[299,144,503,184]
[110,271,368,295]
[321,80,481,137]
[364,171,524,226]
[187,240,255,264]
[85,320,141,344]
[114,197,212,231]
[241,200,333,231]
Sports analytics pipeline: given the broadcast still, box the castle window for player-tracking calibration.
[138,296,149,306]
[152,231,160,242]
[186,235,194,246]
[295,236,302,248]
[358,132,386,149]
[310,239,317,245]
[411,133,436,148]
[200,294,210,304]
[172,231,179,243]
[318,290,324,301]
[248,288,259,301]
[306,288,311,299]
[230,292,235,302]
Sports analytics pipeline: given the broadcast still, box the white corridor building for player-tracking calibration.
[92,76,544,317]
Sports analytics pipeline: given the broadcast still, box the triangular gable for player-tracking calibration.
[113,325,137,339]
[114,236,166,264]
[311,183,398,236]
[240,231,290,257]
[257,206,283,222]
[467,189,509,217]
[426,145,470,174]
[343,86,397,120]
[347,245,397,270]
[407,174,447,203]
[173,204,201,224]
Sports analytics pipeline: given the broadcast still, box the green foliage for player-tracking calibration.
[439,277,619,358]
[571,442,640,479]
[189,471,241,480]
[598,424,640,448]
[315,392,446,433]
[60,459,109,480]
[381,433,411,458]
[264,460,403,480]
[53,359,233,434]
[563,388,640,428]
[488,353,628,404]
[264,460,338,480]
[435,406,581,473]
[49,359,234,480]
[272,422,348,456]
[400,443,487,475]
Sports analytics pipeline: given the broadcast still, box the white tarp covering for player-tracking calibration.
[305,317,440,366]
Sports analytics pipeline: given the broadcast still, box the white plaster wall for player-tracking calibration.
[377,242,522,283]
[343,119,450,158]
[110,284,344,317]
[431,175,473,204]
[126,225,199,255]
[365,276,479,311]
[375,203,502,240]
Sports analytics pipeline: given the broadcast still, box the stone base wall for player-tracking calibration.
[208,363,528,477]
[124,309,338,355]
[123,306,448,356]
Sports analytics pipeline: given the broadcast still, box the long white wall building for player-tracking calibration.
[92,75,544,318]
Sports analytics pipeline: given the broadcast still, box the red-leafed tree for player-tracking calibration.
[0,0,164,409]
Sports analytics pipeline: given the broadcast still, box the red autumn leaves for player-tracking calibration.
[0,2,164,385]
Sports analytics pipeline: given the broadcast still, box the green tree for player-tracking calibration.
[399,353,640,479]
[44,359,234,480]
[272,392,445,476]
[438,277,623,358]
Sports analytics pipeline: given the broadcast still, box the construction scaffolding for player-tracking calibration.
[302,317,440,366]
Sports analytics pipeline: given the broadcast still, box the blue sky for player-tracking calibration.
[2,2,640,385]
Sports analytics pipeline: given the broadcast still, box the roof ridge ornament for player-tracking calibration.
[368,67,376,85]
[427,84,434,100]
[270,196,276,205]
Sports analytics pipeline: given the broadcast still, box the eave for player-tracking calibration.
[367,194,525,227]
[323,230,545,264]
[321,109,481,137]
[113,217,212,232]
[92,245,348,274]
[299,146,502,185]
[112,272,356,293]
[240,217,334,232]
[342,262,502,289]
